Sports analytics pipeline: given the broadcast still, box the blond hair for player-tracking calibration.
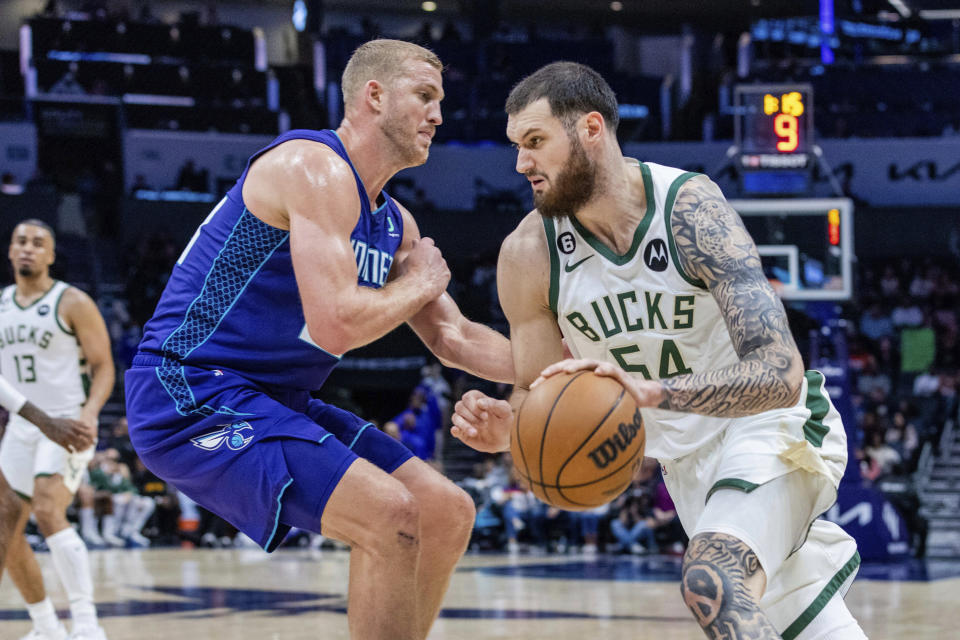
[341,39,442,108]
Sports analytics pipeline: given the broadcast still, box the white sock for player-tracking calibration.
[79,507,98,538]
[46,527,98,629]
[26,597,62,633]
[102,513,119,539]
[122,496,155,537]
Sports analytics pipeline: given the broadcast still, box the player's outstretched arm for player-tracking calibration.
[0,375,94,451]
[661,175,804,416]
[451,212,564,452]
[274,144,451,355]
[61,287,115,429]
[400,205,514,383]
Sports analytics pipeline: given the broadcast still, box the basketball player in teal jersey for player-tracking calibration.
[126,40,513,640]
[452,63,867,639]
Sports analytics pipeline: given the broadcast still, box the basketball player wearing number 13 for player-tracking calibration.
[0,219,114,640]
[452,63,867,640]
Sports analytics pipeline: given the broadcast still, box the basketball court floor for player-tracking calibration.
[0,547,955,639]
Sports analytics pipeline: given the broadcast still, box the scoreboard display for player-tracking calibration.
[734,84,814,195]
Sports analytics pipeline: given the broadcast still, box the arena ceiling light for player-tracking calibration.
[421,1,437,11]
[918,9,960,19]
[610,1,623,10]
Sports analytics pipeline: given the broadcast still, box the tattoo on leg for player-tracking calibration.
[680,532,779,640]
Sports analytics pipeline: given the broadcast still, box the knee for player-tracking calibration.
[0,489,20,525]
[32,497,66,535]
[427,482,475,536]
[680,532,766,625]
[365,486,421,555]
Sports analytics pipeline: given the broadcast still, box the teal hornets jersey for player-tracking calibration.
[136,130,404,403]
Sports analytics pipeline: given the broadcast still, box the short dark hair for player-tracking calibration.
[14,218,56,245]
[505,62,619,132]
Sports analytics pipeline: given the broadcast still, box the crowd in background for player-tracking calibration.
[1,3,958,559]
[9,248,949,556]
[849,259,959,484]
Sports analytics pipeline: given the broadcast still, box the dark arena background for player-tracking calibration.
[1,1,959,638]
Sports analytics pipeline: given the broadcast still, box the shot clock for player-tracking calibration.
[735,84,814,195]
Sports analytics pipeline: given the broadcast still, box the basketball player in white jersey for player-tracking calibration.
[452,63,867,639]
[0,381,94,584]
[0,219,115,640]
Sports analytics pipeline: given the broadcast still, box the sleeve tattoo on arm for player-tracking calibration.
[660,177,801,416]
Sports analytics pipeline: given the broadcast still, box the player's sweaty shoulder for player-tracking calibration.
[498,210,551,307]
[243,139,357,229]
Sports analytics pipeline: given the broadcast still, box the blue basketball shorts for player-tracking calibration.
[124,362,413,551]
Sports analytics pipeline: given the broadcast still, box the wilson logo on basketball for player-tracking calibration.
[587,409,643,469]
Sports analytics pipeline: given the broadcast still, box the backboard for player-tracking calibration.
[729,198,854,301]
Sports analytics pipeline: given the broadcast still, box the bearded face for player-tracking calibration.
[530,129,598,220]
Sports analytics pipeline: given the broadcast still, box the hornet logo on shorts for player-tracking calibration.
[191,422,255,452]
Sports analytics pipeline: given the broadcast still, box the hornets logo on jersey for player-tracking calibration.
[191,421,255,452]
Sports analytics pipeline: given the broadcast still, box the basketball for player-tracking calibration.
[511,370,645,510]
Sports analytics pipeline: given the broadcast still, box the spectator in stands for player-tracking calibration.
[419,362,452,420]
[104,416,138,470]
[87,449,155,547]
[76,479,105,547]
[913,367,941,397]
[1,173,24,196]
[609,480,658,554]
[860,304,895,344]
[875,336,900,381]
[909,266,937,299]
[130,456,178,545]
[386,386,443,460]
[863,430,901,480]
[856,357,892,397]
[382,420,401,441]
[886,410,919,466]
[933,303,958,335]
[541,505,578,553]
[495,467,544,554]
[175,159,209,193]
[395,412,430,460]
[879,266,900,298]
[891,295,924,328]
[578,504,606,555]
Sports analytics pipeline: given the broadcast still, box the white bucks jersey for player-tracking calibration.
[0,281,86,415]
[544,161,743,460]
